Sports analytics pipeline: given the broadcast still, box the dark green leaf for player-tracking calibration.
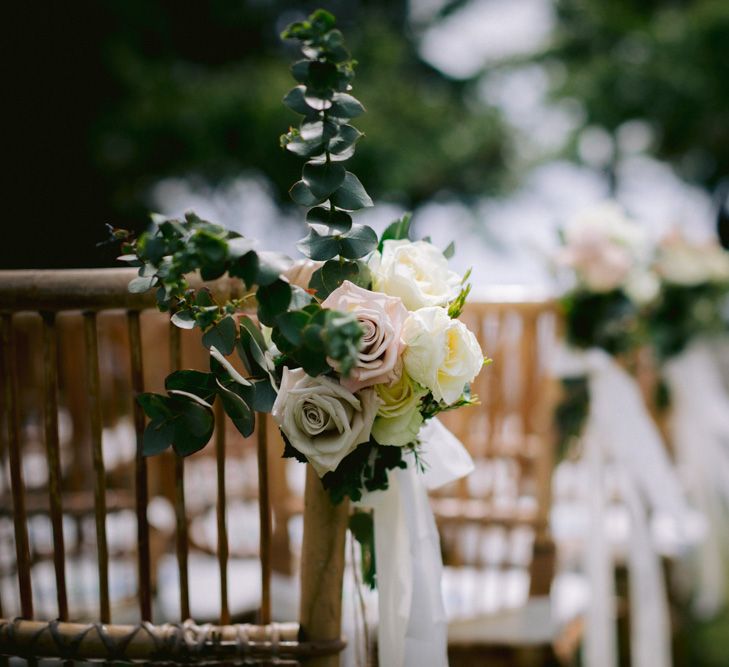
[283,86,314,115]
[171,310,196,330]
[165,370,217,403]
[169,396,215,456]
[137,392,173,420]
[237,378,277,413]
[257,279,292,326]
[290,180,326,207]
[276,310,311,346]
[202,316,237,356]
[143,418,175,456]
[303,162,346,199]
[297,228,340,261]
[216,381,255,438]
[338,224,378,259]
[238,316,270,376]
[330,172,373,211]
[307,207,352,233]
[328,125,362,155]
[255,251,292,286]
[329,93,365,119]
[291,60,310,83]
[300,120,338,143]
[379,213,413,250]
[443,241,455,259]
[284,135,325,158]
[309,259,372,299]
[129,275,157,293]
[210,347,251,386]
[196,289,214,307]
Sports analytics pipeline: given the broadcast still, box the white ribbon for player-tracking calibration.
[560,348,694,667]
[353,418,474,667]
[664,340,729,617]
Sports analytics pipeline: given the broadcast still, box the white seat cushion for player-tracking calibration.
[445,568,588,646]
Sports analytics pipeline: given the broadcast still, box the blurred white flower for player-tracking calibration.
[655,232,729,286]
[559,201,649,292]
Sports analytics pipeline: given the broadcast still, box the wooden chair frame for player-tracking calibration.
[0,268,347,665]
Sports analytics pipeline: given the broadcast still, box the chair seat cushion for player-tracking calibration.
[445,568,588,646]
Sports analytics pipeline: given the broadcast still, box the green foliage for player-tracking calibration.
[448,268,472,318]
[281,11,378,269]
[554,377,589,460]
[321,442,406,504]
[349,510,377,589]
[646,282,729,362]
[561,289,643,356]
[544,0,729,188]
[378,212,413,250]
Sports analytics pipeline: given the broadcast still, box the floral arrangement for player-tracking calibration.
[115,10,486,503]
[554,202,729,447]
[647,230,729,361]
[556,202,657,356]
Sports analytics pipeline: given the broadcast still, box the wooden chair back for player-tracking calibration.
[0,268,346,665]
[435,290,560,597]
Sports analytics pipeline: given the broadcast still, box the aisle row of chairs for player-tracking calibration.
[0,268,683,665]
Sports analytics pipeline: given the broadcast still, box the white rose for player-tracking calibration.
[560,202,648,292]
[401,307,484,404]
[656,233,729,286]
[370,240,461,311]
[271,368,379,477]
[623,269,660,305]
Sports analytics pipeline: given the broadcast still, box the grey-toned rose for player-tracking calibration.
[271,367,379,476]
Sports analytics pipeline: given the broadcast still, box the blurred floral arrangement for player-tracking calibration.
[554,201,729,450]
[113,10,486,504]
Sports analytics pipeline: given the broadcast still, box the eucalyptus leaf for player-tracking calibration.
[201,316,237,356]
[338,224,378,259]
[329,93,365,119]
[297,228,340,261]
[143,418,175,456]
[257,279,292,326]
[330,172,373,211]
[290,180,326,207]
[129,275,157,293]
[306,207,352,233]
[171,310,196,330]
[283,85,314,115]
[328,125,362,155]
[302,162,346,199]
[210,347,251,386]
[216,380,255,438]
[165,370,218,403]
[168,396,215,456]
[309,259,372,299]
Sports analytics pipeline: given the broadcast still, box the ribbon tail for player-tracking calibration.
[583,432,618,667]
[620,470,672,667]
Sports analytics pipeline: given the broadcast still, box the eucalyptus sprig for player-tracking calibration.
[281,9,376,298]
[119,208,363,458]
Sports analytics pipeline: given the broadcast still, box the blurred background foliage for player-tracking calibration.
[544,0,729,189]
[7,0,508,268]
[6,0,729,273]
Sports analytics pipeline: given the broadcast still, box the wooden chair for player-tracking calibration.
[435,290,582,665]
[0,268,347,665]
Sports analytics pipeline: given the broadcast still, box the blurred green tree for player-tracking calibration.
[544,0,729,189]
[7,1,507,268]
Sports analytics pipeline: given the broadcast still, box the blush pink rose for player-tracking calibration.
[322,280,408,392]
